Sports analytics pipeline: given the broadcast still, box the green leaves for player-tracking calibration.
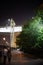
[16,9,43,52]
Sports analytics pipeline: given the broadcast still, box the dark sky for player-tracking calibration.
[0,0,43,26]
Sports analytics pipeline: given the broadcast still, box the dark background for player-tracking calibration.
[0,0,43,26]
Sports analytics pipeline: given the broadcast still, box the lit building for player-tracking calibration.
[0,26,22,48]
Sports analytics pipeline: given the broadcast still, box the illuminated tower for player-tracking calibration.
[10,19,16,48]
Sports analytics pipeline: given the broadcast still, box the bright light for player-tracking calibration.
[3,37,6,41]
[0,26,22,32]
[8,19,10,21]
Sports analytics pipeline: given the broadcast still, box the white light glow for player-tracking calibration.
[3,37,6,40]
[0,26,22,33]
[8,19,10,21]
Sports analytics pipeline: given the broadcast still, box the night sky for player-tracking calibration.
[0,0,43,26]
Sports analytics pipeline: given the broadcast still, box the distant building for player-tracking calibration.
[0,26,22,48]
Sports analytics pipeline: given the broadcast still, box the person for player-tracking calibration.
[3,47,8,65]
[7,47,12,64]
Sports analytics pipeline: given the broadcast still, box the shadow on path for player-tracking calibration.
[0,59,43,65]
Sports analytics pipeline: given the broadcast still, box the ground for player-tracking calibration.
[0,49,43,65]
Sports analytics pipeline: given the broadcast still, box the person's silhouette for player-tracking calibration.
[7,47,11,64]
[3,48,8,65]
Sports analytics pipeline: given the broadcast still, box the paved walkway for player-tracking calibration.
[0,50,43,65]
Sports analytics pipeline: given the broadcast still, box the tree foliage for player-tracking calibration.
[16,10,43,51]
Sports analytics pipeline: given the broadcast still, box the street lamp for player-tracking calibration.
[3,37,6,45]
[3,37,6,41]
[3,37,9,46]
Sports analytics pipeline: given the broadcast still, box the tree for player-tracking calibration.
[16,10,43,52]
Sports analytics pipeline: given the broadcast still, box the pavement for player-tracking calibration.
[0,49,43,65]
[0,59,43,65]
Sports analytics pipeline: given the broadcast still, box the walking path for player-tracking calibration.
[0,49,43,65]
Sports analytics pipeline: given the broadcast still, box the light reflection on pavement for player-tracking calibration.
[0,49,43,65]
[11,49,39,63]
